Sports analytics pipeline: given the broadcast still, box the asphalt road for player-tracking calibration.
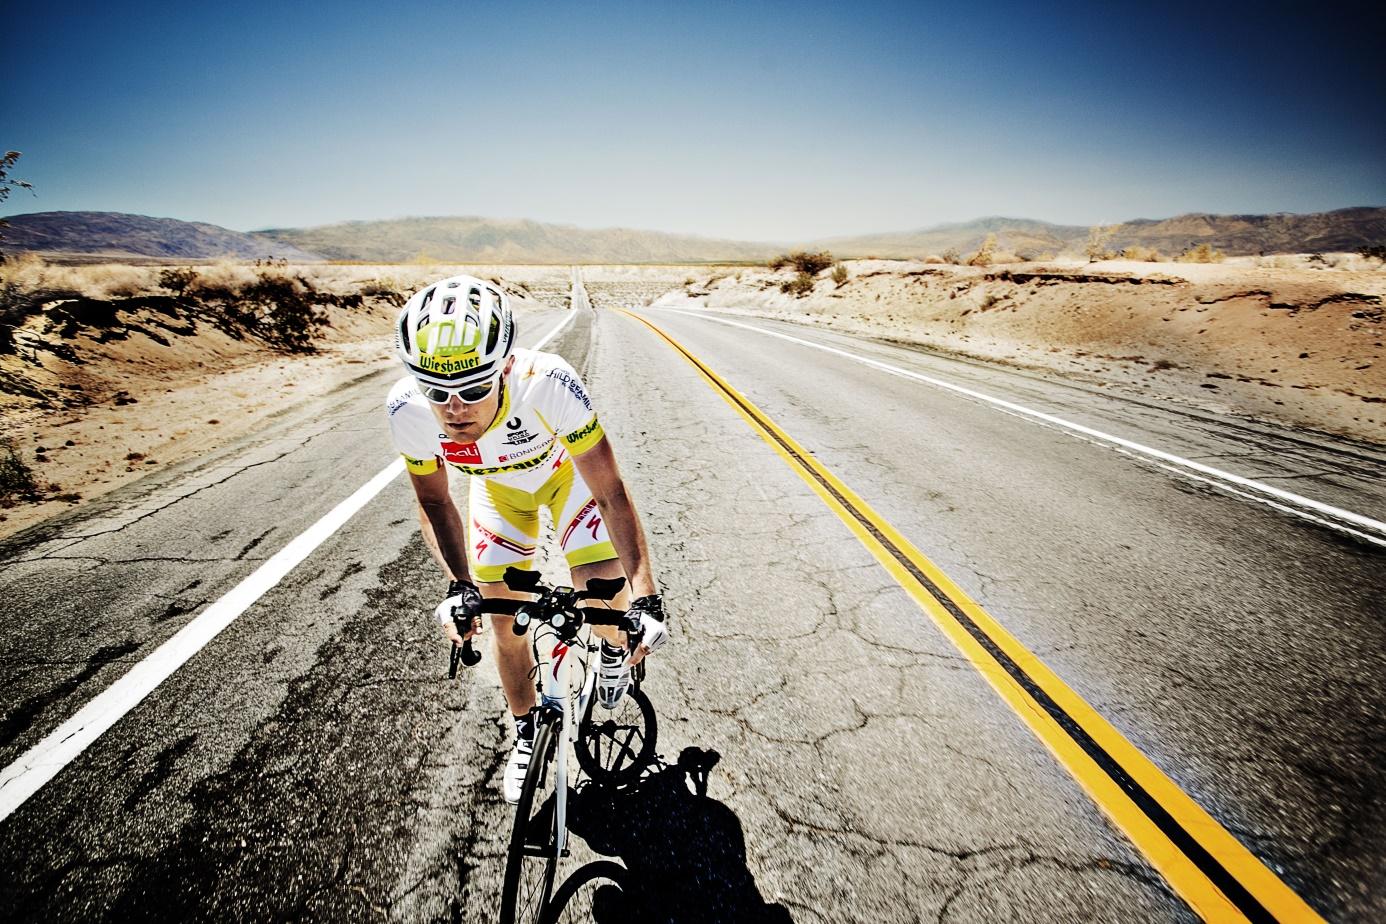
[1,281,1382,922]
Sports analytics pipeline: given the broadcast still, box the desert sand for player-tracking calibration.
[655,258,1385,445]
[0,262,574,539]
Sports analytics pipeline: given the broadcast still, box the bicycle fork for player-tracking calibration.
[541,636,573,858]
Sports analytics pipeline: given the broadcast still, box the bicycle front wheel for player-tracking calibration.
[576,685,657,786]
[500,718,561,924]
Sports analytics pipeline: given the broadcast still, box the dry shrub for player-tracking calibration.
[770,251,834,275]
[1122,245,1164,262]
[1177,243,1224,263]
[1086,225,1119,262]
[780,272,816,297]
[941,248,962,265]
[967,234,998,267]
[0,436,39,505]
[831,264,849,286]
[356,277,406,306]
[924,254,944,264]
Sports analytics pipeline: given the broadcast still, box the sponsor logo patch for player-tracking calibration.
[441,440,482,464]
[562,418,600,446]
[545,369,593,411]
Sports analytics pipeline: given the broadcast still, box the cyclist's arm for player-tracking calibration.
[409,465,472,584]
[571,436,657,599]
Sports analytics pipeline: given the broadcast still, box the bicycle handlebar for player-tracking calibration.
[498,566,639,642]
[448,567,637,678]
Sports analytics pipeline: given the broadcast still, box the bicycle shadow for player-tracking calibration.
[559,745,793,923]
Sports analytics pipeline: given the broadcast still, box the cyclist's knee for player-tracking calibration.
[488,615,528,649]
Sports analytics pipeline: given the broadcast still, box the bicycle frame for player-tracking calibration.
[533,623,600,857]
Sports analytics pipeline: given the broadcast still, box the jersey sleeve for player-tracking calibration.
[536,358,605,456]
[386,390,442,475]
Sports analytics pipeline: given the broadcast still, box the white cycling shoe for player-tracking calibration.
[597,641,631,709]
[504,726,535,804]
[504,736,534,804]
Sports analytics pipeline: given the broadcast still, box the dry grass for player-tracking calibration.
[0,258,560,312]
[1122,245,1164,262]
[0,253,160,298]
[1177,243,1224,263]
[967,234,998,267]
[1086,225,1119,262]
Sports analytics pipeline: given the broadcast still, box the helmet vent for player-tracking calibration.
[486,314,500,352]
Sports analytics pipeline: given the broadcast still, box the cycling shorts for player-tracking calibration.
[467,451,617,584]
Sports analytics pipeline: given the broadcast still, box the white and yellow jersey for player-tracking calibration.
[386,347,606,490]
[385,348,616,582]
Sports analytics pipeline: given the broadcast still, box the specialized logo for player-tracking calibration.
[441,440,482,464]
[562,498,601,548]
[472,519,535,558]
[551,641,570,674]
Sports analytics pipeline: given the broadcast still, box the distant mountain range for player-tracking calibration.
[820,208,1386,259]
[0,211,321,262]
[2,207,1381,264]
[257,216,780,263]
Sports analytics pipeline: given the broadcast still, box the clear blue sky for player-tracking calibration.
[3,0,1381,240]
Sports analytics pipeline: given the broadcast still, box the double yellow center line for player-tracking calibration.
[620,309,1323,924]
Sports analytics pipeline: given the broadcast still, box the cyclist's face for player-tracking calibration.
[427,356,513,443]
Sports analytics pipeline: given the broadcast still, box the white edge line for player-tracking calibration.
[661,307,1386,539]
[0,459,404,821]
[0,314,579,823]
[533,309,577,349]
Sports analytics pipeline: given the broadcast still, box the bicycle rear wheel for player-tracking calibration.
[500,718,561,924]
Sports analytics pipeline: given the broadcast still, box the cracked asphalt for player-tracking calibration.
[1,289,1382,922]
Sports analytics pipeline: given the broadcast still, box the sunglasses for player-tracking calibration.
[417,373,501,405]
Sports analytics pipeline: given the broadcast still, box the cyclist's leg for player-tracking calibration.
[469,476,543,716]
[540,455,628,646]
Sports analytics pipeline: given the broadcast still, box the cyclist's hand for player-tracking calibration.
[436,579,483,646]
[626,594,668,666]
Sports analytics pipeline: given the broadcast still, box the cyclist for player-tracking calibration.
[385,275,669,804]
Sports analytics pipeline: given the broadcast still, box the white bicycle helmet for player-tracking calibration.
[394,275,516,388]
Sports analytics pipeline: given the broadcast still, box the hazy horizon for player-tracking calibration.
[9,206,1385,247]
[4,0,1382,239]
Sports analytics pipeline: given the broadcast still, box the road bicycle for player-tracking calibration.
[455,567,658,924]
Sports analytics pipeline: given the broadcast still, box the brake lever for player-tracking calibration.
[623,612,645,656]
[449,612,482,677]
